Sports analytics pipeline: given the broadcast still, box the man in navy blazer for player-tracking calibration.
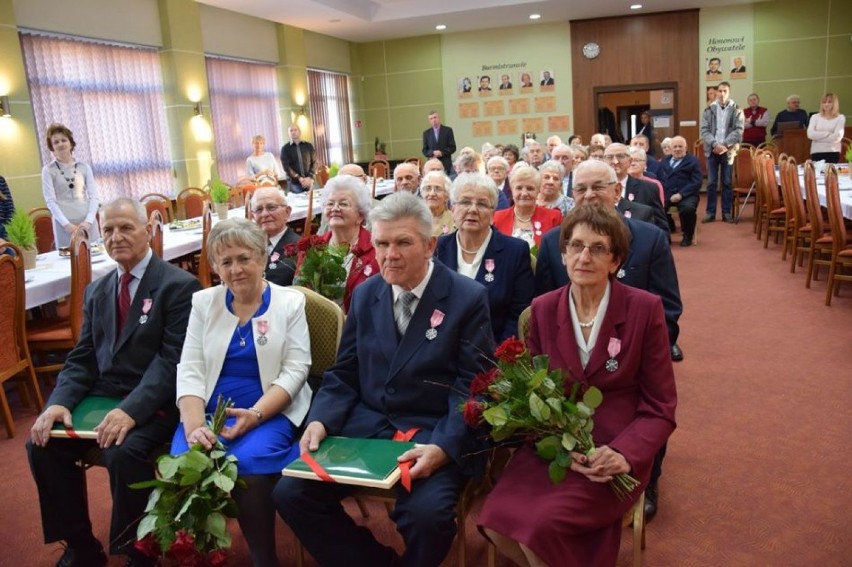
[275,193,494,567]
[422,110,457,175]
[27,198,201,566]
[604,143,670,235]
[659,136,702,247]
[251,186,300,285]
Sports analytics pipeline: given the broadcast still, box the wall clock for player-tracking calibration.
[583,42,601,59]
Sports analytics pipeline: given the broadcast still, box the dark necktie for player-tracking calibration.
[671,159,681,169]
[117,272,132,331]
[396,291,416,336]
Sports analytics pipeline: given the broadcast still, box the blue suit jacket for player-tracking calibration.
[308,261,495,474]
[534,217,682,344]
[659,154,703,201]
[435,228,533,343]
[624,176,670,234]
[47,254,202,424]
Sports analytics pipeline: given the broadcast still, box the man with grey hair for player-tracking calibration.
[526,140,544,168]
[251,186,299,286]
[27,198,201,566]
[770,94,809,137]
[550,143,575,195]
[394,162,421,194]
[275,192,494,567]
[544,135,562,160]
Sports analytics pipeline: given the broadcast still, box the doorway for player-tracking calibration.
[594,83,677,156]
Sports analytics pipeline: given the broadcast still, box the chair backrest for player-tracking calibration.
[69,227,92,343]
[140,192,174,224]
[176,187,209,220]
[291,285,345,391]
[0,242,30,377]
[198,204,214,288]
[149,209,164,258]
[733,147,755,189]
[692,138,707,177]
[760,151,783,209]
[824,164,847,247]
[28,207,55,254]
[368,160,390,179]
[802,160,825,236]
[405,157,422,168]
[315,165,330,188]
[784,157,806,230]
[518,305,532,342]
[840,137,850,163]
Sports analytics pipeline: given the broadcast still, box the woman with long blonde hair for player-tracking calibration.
[807,93,845,163]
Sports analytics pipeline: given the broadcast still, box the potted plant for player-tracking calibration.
[4,209,37,269]
[374,137,388,160]
[209,179,230,219]
[845,147,852,179]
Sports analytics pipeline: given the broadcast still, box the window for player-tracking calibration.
[307,69,353,166]
[20,31,173,201]
[206,56,282,184]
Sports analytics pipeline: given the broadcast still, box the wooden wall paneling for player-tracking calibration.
[570,10,699,144]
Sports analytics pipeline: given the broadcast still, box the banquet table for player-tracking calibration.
[24,180,396,310]
[774,166,852,220]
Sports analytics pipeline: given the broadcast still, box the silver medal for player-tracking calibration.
[425,328,437,341]
[605,358,618,372]
[616,268,626,279]
[269,263,277,270]
[257,335,268,346]
[484,273,495,282]
[139,314,148,325]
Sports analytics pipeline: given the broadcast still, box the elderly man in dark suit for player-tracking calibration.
[533,160,683,523]
[659,136,703,247]
[274,192,494,567]
[422,110,457,175]
[604,143,670,235]
[251,185,300,285]
[27,198,201,567]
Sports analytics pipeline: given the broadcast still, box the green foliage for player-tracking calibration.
[328,163,339,178]
[845,146,852,165]
[132,396,240,559]
[4,209,36,249]
[209,179,230,204]
[293,238,348,302]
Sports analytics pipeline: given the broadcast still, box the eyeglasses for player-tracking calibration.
[456,199,493,211]
[572,181,617,195]
[252,204,284,215]
[421,185,446,194]
[324,200,353,210]
[604,153,629,161]
[565,240,612,257]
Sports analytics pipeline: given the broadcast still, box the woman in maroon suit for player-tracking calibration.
[479,205,677,566]
[492,165,561,248]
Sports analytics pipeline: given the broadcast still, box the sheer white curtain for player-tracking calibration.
[20,31,173,200]
[206,56,282,184]
[307,69,353,166]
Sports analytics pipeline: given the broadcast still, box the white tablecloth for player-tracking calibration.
[24,181,397,309]
[796,167,852,220]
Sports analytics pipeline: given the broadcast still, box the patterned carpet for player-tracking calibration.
[2,201,851,566]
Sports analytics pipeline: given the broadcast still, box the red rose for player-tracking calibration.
[495,337,526,364]
[206,549,228,567]
[283,243,298,257]
[134,534,161,558]
[168,530,201,565]
[462,399,484,427]
[296,236,313,252]
[470,367,499,396]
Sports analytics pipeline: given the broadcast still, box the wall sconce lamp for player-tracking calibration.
[0,96,10,118]
[193,101,203,117]
[297,106,307,118]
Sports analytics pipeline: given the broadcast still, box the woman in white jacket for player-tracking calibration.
[173,218,312,567]
[807,93,845,163]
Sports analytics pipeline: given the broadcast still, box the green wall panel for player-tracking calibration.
[357,42,387,76]
[386,70,443,107]
[754,39,826,81]
[754,0,829,41]
[828,1,852,35]
[388,105,435,140]
[385,36,441,73]
[827,36,852,78]
[390,140,423,160]
[360,76,389,110]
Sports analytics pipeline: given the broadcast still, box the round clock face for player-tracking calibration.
[583,42,601,59]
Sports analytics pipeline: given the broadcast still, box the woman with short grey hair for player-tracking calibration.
[419,171,454,236]
[537,160,573,216]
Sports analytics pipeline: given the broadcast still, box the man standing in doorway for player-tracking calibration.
[422,111,457,175]
[281,124,316,194]
[700,82,743,223]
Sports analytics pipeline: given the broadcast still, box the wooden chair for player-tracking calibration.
[0,242,44,437]
[368,159,390,179]
[802,161,834,289]
[668,205,699,245]
[839,137,850,163]
[197,204,214,288]
[518,305,532,341]
[823,165,852,306]
[315,165,330,188]
[140,192,174,224]
[692,138,707,178]
[29,207,55,254]
[26,228,91,380]
[404,156,422,168]
[176,187,209,220]
[290,286,345,393]
[756,141,779,162]
[732,147,756,223]
[149,209,164,258]
[781,157,814,272]
[755,152,786,248]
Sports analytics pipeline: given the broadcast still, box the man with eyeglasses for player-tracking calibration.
[534,159,683,522]
[603,143,670,235]
[251,186,299,286]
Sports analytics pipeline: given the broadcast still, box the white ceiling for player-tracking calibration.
[197,0,761,43]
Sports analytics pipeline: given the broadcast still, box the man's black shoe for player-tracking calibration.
[644,485,658,522]
[680,238,693,247]
[723,213,734,223]
[56,544,107,567]
[701,215,716,223]
[671,344,684,361]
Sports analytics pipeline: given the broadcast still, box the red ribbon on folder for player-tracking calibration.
[393,428,419,493]
[300,451,336,483]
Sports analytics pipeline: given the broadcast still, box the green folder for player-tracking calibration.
[50,396,123,439]
[282,436,416,489]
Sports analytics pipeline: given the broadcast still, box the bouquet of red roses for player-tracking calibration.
[463,337,639,499]
[131,396,239,566]
[284,235,348,302]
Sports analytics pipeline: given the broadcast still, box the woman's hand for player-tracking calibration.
[185,425,217,450]
[79,221,92,231]
[63,223,78,235]
[569,445,630,483]
[219,407,260,440]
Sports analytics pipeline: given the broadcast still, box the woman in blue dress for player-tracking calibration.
[173,218,312,567]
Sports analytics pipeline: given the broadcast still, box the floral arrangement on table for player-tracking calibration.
[462,337,639,499]
[284,234,348,302]
[132,396,240,566]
